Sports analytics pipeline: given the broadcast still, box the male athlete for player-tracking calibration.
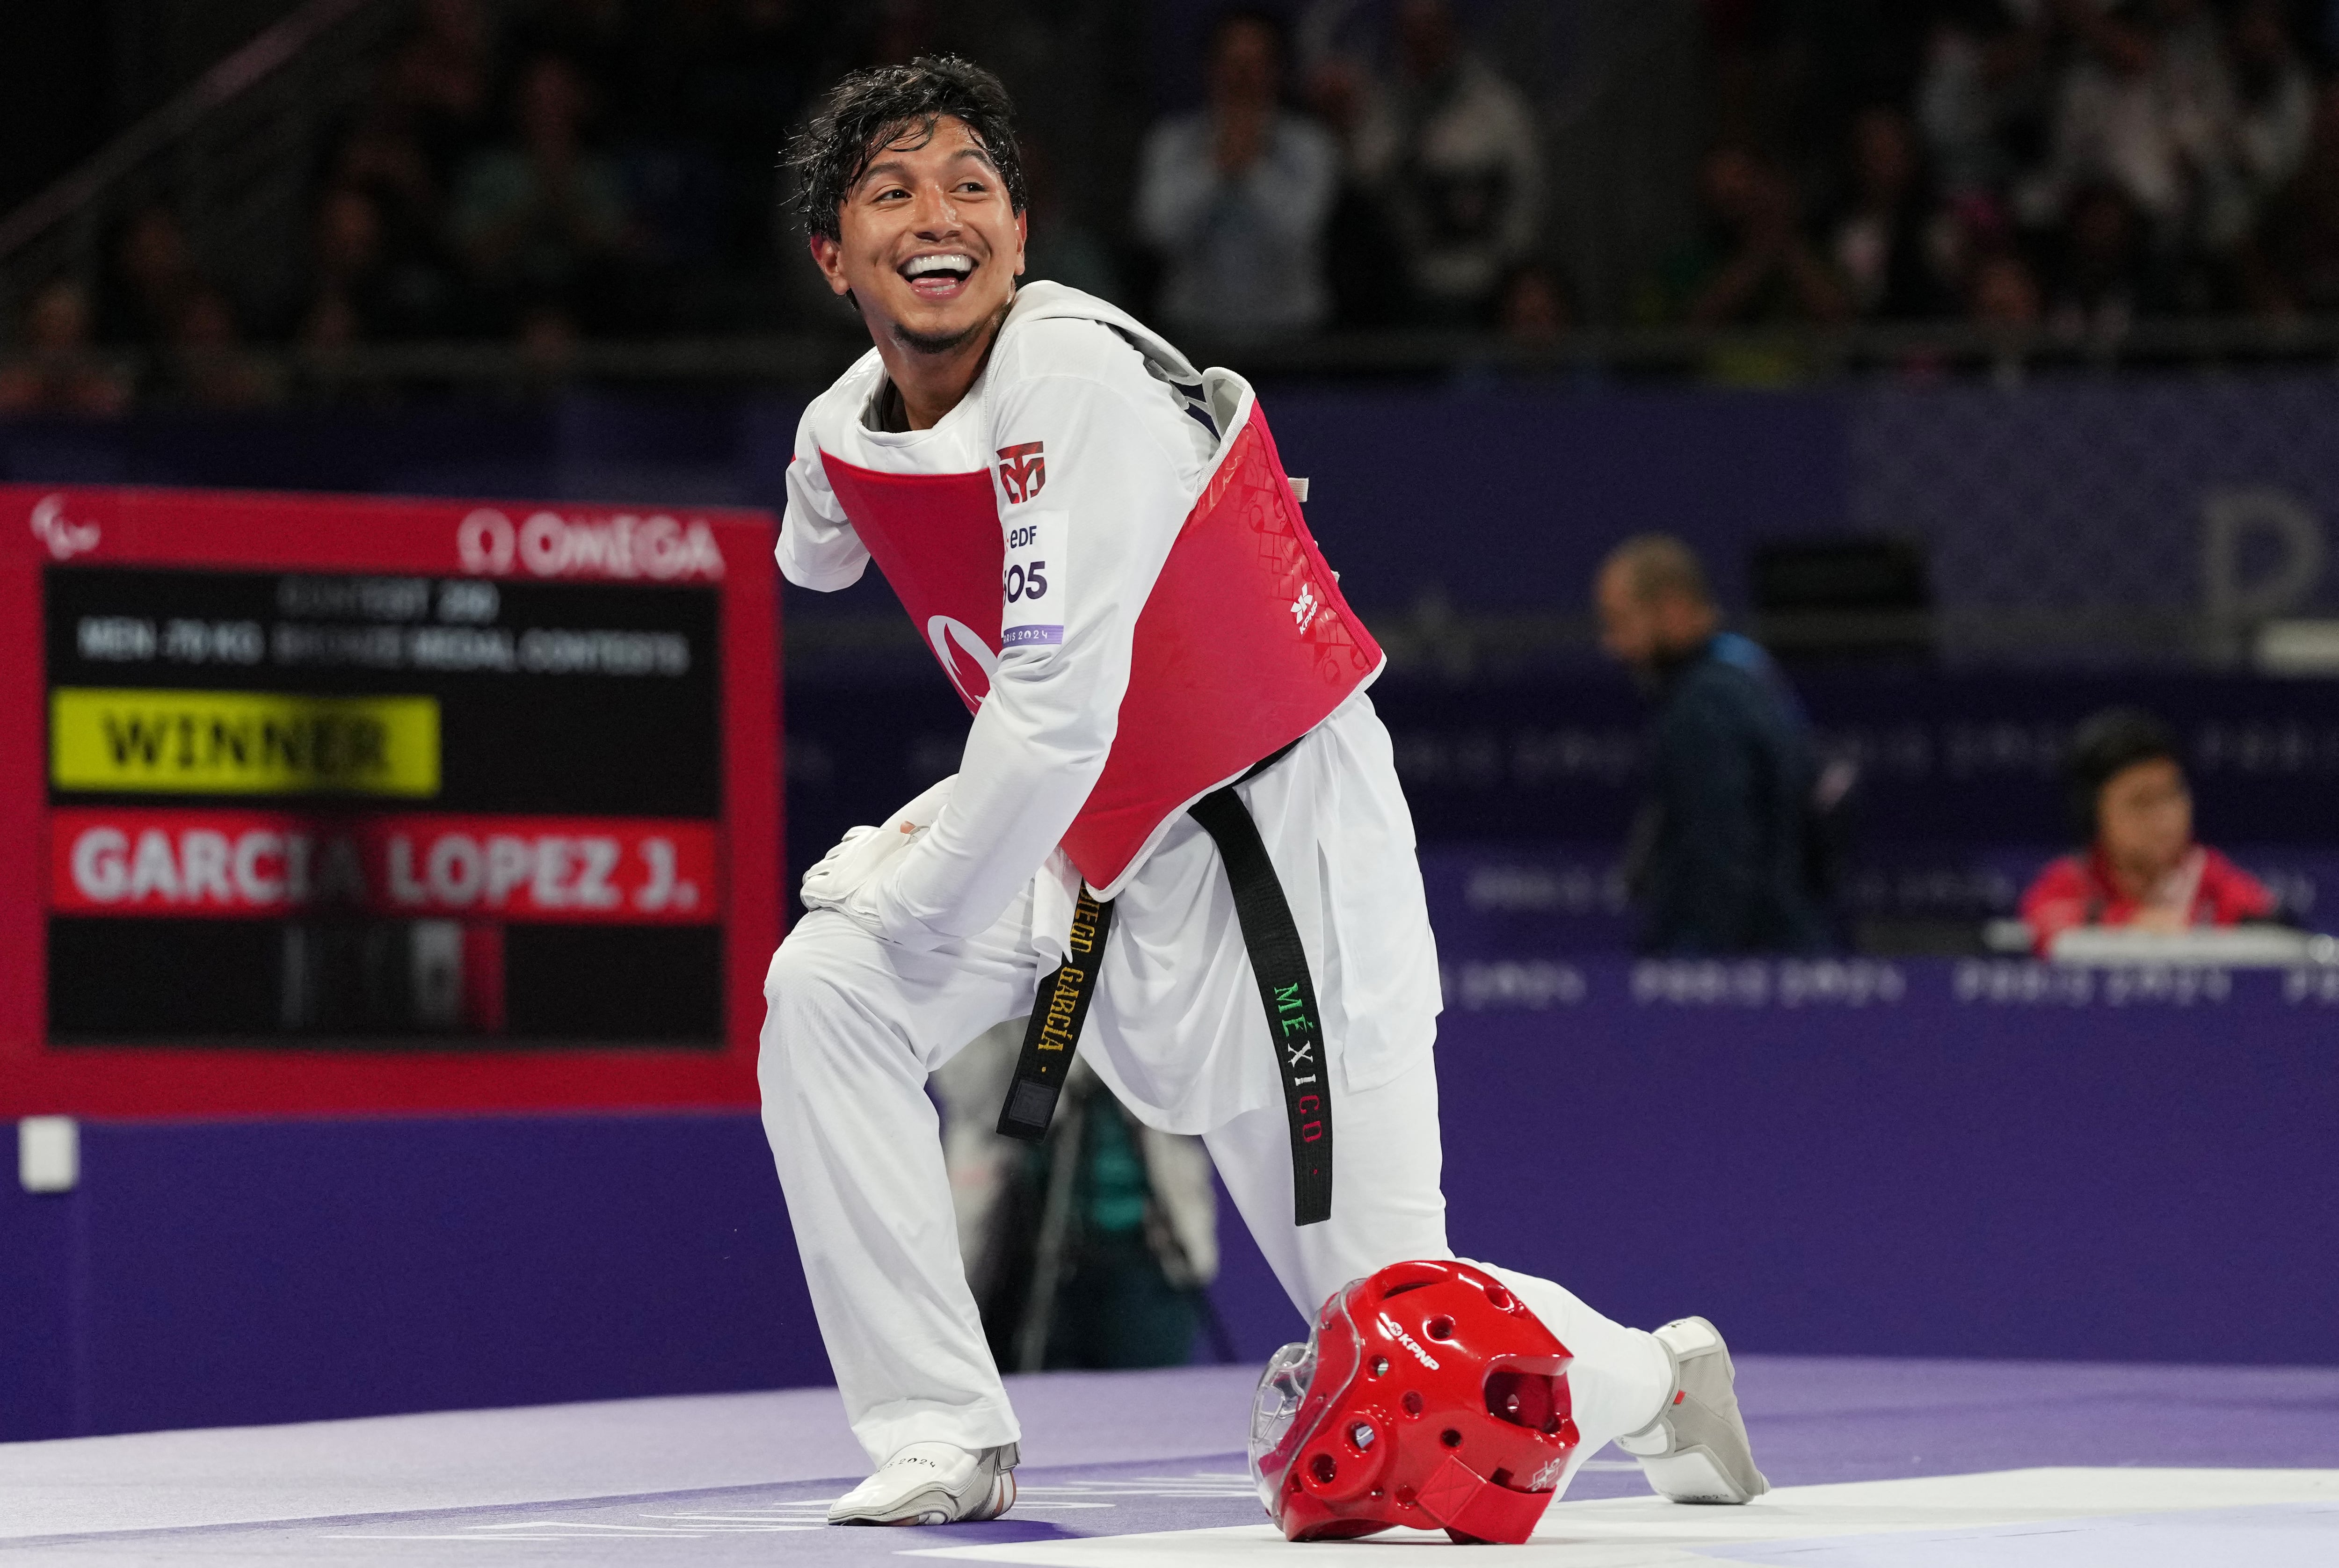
[761,57,1768,1527]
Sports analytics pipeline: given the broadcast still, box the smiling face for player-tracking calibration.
[809,114,1025,358]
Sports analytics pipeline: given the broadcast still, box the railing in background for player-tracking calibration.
[18,312,2339,399]
[0,0,410,334]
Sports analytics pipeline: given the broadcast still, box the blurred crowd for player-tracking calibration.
[1144,0,2339,345]
[1683,0,2339,338]
[6,0,853,414]
[9,0,2339,417]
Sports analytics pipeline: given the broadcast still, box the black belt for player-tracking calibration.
[995,740,1333,1226]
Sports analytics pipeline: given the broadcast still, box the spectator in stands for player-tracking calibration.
[1649,145,1852,330]
[644,0,822,298]
[99,206,203,349]
[1916,0,2054,199]
[2020,707,2274,951]
[1969,247,2045,325]
[449,54,633,333]
[299,189,394,348]
[163,289,275,412]
[2186,0,2314,298]
[1021,136,1123,305]
[1594,535,1828,956]
[332,124,451,327]
[1496,262,1570,344]
[1831,105,1958,319]
[2224,0,2316,207]
[0,280,130,419]
[508,0,632,112]
[1351,0,1543,326]
[2044,182,2156,334]
[378,0,498,181]
[2247,74,2339,312]
[1135,7,1338,341]
[1306,55,1416,328]
[2019,0,2234,254]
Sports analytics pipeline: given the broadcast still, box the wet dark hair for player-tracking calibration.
[786,55,1026,242]
[2065,706,2179,840]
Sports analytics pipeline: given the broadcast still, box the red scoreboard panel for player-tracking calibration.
[0,486,779,1118]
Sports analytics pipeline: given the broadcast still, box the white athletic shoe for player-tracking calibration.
[826,1441,1020,1526]
[1615,1316,1769,1504]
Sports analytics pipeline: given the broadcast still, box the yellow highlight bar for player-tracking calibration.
[51,689,441,797]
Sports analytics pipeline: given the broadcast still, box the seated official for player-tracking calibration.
[2020,707,2274,953]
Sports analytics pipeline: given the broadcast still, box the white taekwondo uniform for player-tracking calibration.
[760,282,1669,1483]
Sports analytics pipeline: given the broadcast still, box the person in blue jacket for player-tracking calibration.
[1595,534,1828,955]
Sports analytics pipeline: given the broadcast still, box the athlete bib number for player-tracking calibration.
[1001,509,1066,649]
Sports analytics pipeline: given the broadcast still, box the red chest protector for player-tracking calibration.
[821,400,1382,895]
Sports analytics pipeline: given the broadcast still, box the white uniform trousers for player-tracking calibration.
[759,901,1673,1483]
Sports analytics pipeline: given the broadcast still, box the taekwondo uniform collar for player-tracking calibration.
[853,281,1204,440]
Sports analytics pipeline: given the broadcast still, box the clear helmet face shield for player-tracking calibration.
[1248,1280,1367,1519]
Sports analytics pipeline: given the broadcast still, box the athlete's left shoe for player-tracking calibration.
[826,1441,1019,1526]
[1615,1316,1769,1504]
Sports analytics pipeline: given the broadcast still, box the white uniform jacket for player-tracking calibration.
[777,283,1440,1133]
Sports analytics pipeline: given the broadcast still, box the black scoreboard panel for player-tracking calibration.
[44,566,727,1046]
[46,567,720,815]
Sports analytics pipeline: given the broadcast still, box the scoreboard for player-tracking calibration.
[0,486,779,1118]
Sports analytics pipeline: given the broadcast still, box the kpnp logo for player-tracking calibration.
[1377,1310,1441,1371]
[456,508,726,581]
[29,494,100,560]
[997,442,1046,504]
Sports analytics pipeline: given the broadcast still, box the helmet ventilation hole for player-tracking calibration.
[1426,1316,1454,1341]
[1371,1357,1390,1377]
[1350,1421,1375,1450]
[1440,1429,1463,1448]
[1402,1390,1424,1416]
[1310,1453,1338,1485]
[1483,1285,1514,1310]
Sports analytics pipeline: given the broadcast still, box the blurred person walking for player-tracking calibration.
[1134,8,1338,341]
[1595,536,1827,956]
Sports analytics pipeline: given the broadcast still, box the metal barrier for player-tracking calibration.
[14,313,2339,400]
[0,0,411,333]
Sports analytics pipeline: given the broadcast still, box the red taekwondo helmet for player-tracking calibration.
[1248,1259,1580,1544]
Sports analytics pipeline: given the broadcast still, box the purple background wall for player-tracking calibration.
[9,374,2339,625]
[788,668,2339,897]
[0,1114,825,1442]
[9,960,2337,1441]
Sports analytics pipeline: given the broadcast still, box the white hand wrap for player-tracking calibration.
[800,776,959,936]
